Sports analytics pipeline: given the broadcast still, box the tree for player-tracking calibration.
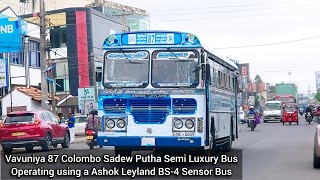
[269,85,276,93]
[254,74,263,83]
[254,74,263,92]
[315,91,320,102]
[255,94,260,107]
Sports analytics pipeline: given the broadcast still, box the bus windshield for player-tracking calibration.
[265,103,281,111]
[104,51,149,88]
[152,50,199,87]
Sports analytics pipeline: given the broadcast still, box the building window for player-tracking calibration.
[29,41,40,67]
[9,51,23,65]
[50,26,67,48]
[55,79,65,92]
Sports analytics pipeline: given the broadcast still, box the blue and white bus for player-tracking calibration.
[97,31,240,156]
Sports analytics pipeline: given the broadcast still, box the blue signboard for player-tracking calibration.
[122,33,182,45]
[0,17,22,53]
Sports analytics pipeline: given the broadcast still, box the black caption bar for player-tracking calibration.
[1,149,242,179]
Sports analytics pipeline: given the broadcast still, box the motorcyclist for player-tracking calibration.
[86,109,99,131]
[305,105,314,120]
[247,106,257,127]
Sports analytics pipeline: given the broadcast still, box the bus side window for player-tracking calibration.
[218,71,221,87]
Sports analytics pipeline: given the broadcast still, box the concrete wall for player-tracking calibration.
[87,8,122,87]
[1,89,41,115]
[10,65,41,86]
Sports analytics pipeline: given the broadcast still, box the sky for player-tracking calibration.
[112,0,320,94]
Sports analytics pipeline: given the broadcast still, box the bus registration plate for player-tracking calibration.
[173,132,195,137]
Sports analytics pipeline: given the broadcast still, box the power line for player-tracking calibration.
[213,35,320,49]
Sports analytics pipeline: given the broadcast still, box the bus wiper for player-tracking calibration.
[119,50,145,64]
[167,48,181,61]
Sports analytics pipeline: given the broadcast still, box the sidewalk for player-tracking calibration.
[0,136,86,152]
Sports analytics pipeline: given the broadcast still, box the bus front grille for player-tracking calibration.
[103,98,127,114]
[172,98,197,114]
[130,98,170,124]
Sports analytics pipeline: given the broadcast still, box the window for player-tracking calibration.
[0,53,4,59]
[9,51,23,65]
[218,71,221,86]
[48,112,59,123]
[55,79,65,92]
[210,68,214,84]
[42,112,52,122]
[50,26,67,48]
[29,41,40,67]
[228,76,231,89]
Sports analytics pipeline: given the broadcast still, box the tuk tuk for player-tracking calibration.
[282,103,299,125]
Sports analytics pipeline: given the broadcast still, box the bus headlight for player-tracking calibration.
[174,119,183,129]
[116,119,126,128]
[185,119,194,129]
[106,119,115,129]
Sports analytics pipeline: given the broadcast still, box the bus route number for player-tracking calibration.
[147,33,155,44]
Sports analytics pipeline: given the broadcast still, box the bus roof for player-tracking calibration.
[103,30,239,70]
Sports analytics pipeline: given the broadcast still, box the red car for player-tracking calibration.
[0,111,70,154]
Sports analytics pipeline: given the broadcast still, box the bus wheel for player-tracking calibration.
[222,124,233,152]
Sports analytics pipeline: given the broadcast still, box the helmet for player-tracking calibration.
[249,106,254,110]
[89,109,98,115]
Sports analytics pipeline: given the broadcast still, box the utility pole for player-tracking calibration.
[113,10,132,32]
[24,35,30,88]
[46,43,56,115]
[91,53,98,101]
[40,0,48,109]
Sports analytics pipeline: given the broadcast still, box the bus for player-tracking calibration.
[96,31,240,156]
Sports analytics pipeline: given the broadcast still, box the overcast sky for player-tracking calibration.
[112,0,320,94]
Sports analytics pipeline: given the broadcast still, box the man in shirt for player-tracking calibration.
[68,113,75,143]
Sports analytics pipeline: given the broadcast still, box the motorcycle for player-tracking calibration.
[299,109,304,116]
[86,128,97,149]
[248,114,256,131]
[306,112,313,124]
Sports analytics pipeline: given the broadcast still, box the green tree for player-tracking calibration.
[255,95,260,107]
[254,74,263,83]
[269,85,276,93]
[315,91,320,102]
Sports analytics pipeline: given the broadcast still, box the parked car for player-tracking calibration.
[313,117,320,168]
[75,116,87,136]
[0,111,70,154]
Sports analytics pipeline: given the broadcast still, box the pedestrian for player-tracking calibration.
[68,113,75,143]
[57,113,64,123]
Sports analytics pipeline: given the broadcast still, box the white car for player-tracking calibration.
[74,116,87,136]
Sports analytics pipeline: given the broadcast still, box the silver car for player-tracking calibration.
[313,118,320,168]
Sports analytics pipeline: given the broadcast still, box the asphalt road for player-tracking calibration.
[1,116,319,180]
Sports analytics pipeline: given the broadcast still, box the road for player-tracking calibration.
[1,116,319,179]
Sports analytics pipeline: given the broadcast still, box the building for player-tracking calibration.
[0,7,42,103]
[1,86,59,116]
[0,0,150,31]
[22,7,123,96]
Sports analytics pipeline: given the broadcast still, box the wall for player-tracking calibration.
[0,0,94,15]
[10,65,41,86]
[87,8,122,87]
[1,90,32,115]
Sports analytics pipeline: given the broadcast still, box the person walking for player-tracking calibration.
[68,113,75,143]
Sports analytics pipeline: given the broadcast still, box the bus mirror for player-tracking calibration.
[202,64,210,81]
[96,67,102,82]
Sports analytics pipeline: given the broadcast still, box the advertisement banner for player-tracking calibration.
[0,58,8,87]
[0,17,23,53]
[78,87,95,115]
[316,71,320,90]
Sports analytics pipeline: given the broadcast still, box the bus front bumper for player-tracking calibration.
[96,136,202,148]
